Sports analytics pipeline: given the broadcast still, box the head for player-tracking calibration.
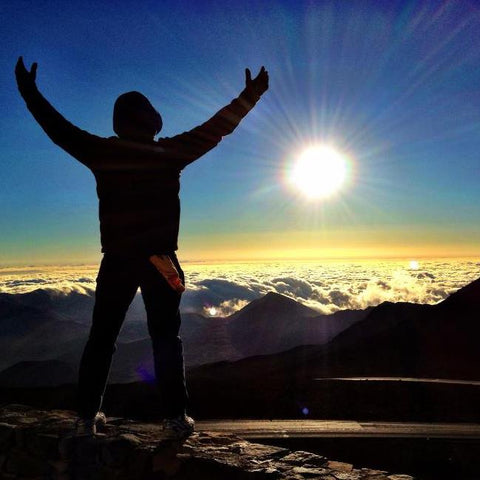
[113,91,162,141]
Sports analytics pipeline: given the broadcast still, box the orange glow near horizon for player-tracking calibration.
[179,228,480,263]
[1,226,478,267]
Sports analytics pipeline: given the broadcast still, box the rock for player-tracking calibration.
[279,450,328,467]
[152,443,183,476]
[101,433,142,466]
[388,476,416,480]
[327,460,353,471]
[58,434,76,458]
[0,404,416,480]
[358,471,390,480]
[4,447,52,476]
[48,458,69,474]
[292,465,331,476]
[0,423,16,450]
[335,471,361,480]
[25,432,60,458]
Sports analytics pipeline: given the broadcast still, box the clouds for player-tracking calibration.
[271,277,314,299]
[0,266,97,296]
[203,299,250,317]
[0,259,478,316]
[181,278,258,315]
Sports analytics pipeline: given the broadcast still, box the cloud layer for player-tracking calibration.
[1,259,479,316]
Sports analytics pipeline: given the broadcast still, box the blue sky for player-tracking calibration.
[2,0,480,265]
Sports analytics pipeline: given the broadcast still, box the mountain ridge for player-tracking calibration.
[0,290,366,386]
[1,278,478,387]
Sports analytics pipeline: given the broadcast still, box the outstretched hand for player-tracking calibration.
[245,66,269,98]
[15,56,38,86]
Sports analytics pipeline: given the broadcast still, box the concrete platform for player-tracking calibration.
[197,419,480,439]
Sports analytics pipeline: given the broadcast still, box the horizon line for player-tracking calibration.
[0,254,478,270]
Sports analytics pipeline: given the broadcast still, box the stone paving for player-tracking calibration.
[0,404,414,479]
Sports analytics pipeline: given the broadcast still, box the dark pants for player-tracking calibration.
[78,253,187,419]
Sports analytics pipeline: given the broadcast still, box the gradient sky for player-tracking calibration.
[2,0,480,265]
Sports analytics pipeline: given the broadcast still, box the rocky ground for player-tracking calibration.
[0,404,415,480]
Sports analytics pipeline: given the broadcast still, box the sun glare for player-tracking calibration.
[289,145,349,199]
[207,306,218,316]
[409,260,419,270]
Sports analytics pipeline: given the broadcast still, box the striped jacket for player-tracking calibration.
[17,80,261,256]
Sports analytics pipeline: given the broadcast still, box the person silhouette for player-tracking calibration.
[15,57,268,437]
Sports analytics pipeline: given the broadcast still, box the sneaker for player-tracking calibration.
[75,411,107,436]
[162,414,195,439]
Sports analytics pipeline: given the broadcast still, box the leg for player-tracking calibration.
[140,254,187,418]
[78,254,139,418]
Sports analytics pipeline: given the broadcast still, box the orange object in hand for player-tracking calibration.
[149,255,186,293]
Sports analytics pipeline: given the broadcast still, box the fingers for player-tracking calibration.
[254,66,268,80]
[15,56,25,73]
[31,62,38,80]
[15,56,37,79]
[245,66,269,96]
[246,66,268,81]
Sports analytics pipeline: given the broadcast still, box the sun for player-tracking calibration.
[409,260,419,270]
[289,145,349,199]
[206,306,217,316]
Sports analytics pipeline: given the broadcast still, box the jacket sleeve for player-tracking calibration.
[160,87,262,168]
[16,78,103,168]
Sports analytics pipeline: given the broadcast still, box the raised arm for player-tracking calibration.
[15,57,98,165]
[163,66,269,167]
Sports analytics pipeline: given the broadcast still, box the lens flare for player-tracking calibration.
[207,306,218,316]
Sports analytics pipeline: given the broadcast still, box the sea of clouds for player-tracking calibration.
[0,259,479,317]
